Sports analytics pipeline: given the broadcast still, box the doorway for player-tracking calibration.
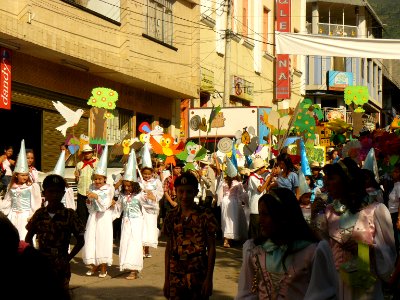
[0,103,42,170]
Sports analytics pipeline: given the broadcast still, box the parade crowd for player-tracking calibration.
[0,139,400,300]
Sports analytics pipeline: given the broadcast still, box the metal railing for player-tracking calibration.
[306,23,358,37]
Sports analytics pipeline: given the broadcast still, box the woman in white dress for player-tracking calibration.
[221,174,248,248]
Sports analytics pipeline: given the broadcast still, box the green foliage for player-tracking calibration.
[87,87,118,109]
[344,86,369,112]
[369,0,400,39]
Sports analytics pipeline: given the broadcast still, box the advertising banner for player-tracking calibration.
[0,47,12,110]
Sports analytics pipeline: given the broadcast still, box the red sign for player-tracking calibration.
[275,0,291,100]
[0,48,12,110]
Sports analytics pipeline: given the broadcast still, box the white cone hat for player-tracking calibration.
[53,150,66,177]
[141,143,152,168]
[362,148,379,182]
[14,139,29,174]
[123,149,138,182]
[298,169,311,196]
[226,155,238,178]
[94,145,108,177]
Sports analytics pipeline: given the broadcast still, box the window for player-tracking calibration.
[159,118,171,133]
[333,57,345,72]
[63,0,121,23]
[242,0,248,37]
[146,0,173,45]
[107,109,132,144]
[263,7,270,51]
[136,113,154,135]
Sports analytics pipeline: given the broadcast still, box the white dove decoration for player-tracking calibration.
[52,101,84,137]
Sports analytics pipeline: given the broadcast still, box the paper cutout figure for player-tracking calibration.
[87,87,118,143]
[176,141,207,171]
[122,138,134,155]
[199,116,208,132]
[208,105,222,132]
[138,122,164,144]
[52,101,84,137]
[79,134,90,152]
[293,98,323,140]
[344,86,369,113]
[150,134,183,166]
[190,115,201,131]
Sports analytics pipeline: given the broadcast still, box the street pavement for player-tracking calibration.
[70,236,242,300]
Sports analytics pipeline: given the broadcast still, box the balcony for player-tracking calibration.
[306,23,358,37]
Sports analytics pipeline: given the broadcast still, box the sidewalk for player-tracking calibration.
[70,238,242,300]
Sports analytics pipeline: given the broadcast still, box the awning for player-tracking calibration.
[275,32,400,59]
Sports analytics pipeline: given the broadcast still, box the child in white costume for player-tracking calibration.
[139,166,163,257]
[0,140,42,240]
[82,145,115,278]
[116,149,156,279]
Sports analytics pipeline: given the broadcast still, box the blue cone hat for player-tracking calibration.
[14,139,29,174]
[300,139,311,176]
[53,150,66,177]
[141,143,152,169]
[94,145,108,177]
[226,155,238,178]
[298,169,311,196]
[363,148,379,182]
[124,149,138,182]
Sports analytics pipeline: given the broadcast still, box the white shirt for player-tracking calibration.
[247,173,265,214]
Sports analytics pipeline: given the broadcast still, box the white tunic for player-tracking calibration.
[82,183,115,266]
[116,192,146,272]
[139,178,163,248]
[0,183,42,240]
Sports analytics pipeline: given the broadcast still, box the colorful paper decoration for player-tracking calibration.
[217,138,233,153]
[344,86,369,113]
[293,98,323,140]
[208,105,222,132]
[138,122,164,144]
[121,138,134,155]
[300,139,312,176]
[189,115,201,131]
[176,141,207,171]
[52,101,84,137]
[150,134,183,166]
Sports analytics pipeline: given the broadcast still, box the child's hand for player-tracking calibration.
[146,190,156,201]
[87,192,97,199]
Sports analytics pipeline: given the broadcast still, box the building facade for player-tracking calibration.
[0,0,200,171]
[305,0,383,129]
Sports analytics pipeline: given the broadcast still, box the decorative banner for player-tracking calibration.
[52,101,84,137]
[176,141,207,171]
[344,86,369,113]
[0,48,12,110]
[275,0,291,100]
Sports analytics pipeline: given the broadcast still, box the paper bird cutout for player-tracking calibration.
[176,141,207,171]
[150,134,183,166]
[52,101,84,137]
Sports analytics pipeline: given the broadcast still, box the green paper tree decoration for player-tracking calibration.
[293,98,323,140]
[344,86,369,113]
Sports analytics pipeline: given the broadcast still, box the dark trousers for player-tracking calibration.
[248,214,260,240]
[391,212,400,252]
[76,193,89,226]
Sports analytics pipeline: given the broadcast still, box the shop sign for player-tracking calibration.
[200,68,214,92]
[325,107,346,121]
[231,75,254,102]
[0,48,12,110]
[327,71,353,91]
[276,0,291,100]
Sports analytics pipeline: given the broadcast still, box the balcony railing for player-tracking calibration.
[306,23,358,37]
[322,107,378,127]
